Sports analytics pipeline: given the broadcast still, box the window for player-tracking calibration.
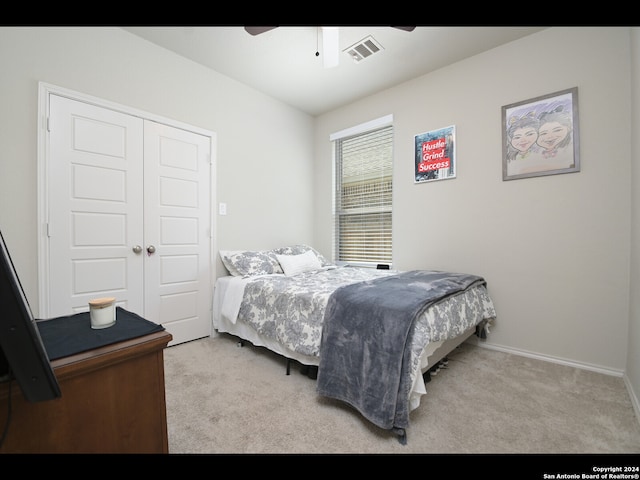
[331,116,393,266]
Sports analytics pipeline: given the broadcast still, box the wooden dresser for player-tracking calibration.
[0,330,172,453]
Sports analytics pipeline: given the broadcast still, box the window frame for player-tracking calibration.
[330,115,394,268]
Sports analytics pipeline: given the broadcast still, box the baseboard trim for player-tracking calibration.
[623,374,640,428]
[471,340,624,377]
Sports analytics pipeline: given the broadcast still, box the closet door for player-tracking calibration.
[143,120,212,345]
[45,94,212,346]
[47,94,145,316]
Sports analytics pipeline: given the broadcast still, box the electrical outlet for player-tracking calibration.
[219,203,227,215]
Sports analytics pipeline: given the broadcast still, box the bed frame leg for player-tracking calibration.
[299,364,318,379]
[284,359,318,379]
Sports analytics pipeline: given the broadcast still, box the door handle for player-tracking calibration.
[132,245,142,254]
[146,245,156,255]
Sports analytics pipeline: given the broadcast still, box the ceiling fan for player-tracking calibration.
[244,26,416,36]
[244,26,415,68]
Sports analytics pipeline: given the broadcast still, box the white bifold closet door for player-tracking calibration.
[46,93,211,345]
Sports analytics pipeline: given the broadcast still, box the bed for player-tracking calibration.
[212,244,496,444]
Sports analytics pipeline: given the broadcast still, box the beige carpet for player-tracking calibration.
[163,333,640,455]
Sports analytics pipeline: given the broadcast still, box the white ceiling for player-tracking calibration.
[123,26,546,116]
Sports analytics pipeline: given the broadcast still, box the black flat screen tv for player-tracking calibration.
[0,229,61,402]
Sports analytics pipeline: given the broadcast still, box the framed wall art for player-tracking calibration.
[502,87,580,181]
[414,125,456,184]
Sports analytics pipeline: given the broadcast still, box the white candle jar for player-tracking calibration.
[89,297,116,329]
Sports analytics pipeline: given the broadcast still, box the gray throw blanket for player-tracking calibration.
[316,270,485,442]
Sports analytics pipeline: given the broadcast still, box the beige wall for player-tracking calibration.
[628,28,640,421]
[314,27,634,378]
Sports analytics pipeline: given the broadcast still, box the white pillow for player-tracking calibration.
[276,250,322,276]
[273,244,334,267]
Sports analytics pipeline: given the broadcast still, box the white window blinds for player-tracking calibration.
[333,123,393,266]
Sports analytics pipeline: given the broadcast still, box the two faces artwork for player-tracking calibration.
[504,88,578,179]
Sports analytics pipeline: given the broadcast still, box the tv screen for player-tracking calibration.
[0,230,61,402]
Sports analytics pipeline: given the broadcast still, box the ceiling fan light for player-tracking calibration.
[321,27,339,68]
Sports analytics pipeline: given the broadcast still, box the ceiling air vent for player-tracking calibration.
[344,35,384,63]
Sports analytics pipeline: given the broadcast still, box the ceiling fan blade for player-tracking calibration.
[244,26,278,36]
[391,26,416,32]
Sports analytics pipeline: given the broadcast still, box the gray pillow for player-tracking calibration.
[219,250,283,277]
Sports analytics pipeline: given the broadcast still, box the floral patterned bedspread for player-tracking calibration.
[237,267,389,356]
[235,266,496,387]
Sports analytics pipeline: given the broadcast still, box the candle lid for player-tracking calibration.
[89,297,116,308]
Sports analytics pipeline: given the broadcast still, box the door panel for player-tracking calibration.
[48,94,144,316]
[143,120,212,345]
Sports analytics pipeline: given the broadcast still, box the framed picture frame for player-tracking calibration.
[414,125,456,184]
[502,87,580,181]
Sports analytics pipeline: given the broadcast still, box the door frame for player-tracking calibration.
[37,82,217,317]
